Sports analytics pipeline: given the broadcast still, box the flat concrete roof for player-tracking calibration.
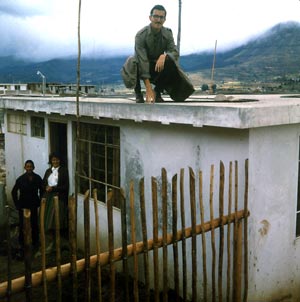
[1,94,300,129]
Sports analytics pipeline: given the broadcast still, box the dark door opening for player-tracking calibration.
[49,122,68,168]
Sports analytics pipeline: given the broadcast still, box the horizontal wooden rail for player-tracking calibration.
[0,209,249,297]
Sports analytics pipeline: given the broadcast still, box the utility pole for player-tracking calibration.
[210,40,217,94]
[177,0,182,55]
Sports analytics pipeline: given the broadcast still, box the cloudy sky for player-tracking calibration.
[0,0,299,61]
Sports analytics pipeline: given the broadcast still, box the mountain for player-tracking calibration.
[0,21,300,85]
[193,21,300,82]
[0,56,128,85]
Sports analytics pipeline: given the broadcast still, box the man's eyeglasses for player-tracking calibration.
[151,15,165,20]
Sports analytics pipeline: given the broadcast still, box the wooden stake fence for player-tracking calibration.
[23,209,32,302]
[1,160,249,302]
[179,168,187,301]
[68,195,78,302]
[139,178,150,302]
[93,189,102,302]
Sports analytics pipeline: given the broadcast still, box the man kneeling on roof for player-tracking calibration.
[121,4,194,104]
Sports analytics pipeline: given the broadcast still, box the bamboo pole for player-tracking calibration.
[243,159,249,302]
[139,178,150,302]
[162,168,168,302]
[234,221,243,302]
[120,188,129,302]
[179,169,187,302]
[130,180,139,302]
[151,177,159,302]
[68,196,78,302]
[5,205,12,302]
[107,190,115,302]
[172,174,179,301]
[74,0,81,218]
[83,190,91,302]
[23,209,32,302]
[0,209,248,298]
[93,189,102,302]
[199,170,207,302]
[226,162,233,302]
[209,165,216,302]
[189,167,197,302]
[233,161,239,300]
[74,3,81,292]
[218,161,225,302]
[40,198,48,302]
[53,196,62,302]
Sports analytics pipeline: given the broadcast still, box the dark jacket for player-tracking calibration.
[135,25,179,79]
[121,24,194,101]
[12,172,43,209]
[42,166,69,203]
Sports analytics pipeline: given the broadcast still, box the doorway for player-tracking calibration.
[49,122,68,167]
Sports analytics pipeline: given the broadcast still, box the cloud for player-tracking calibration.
[0,0,299,61]
[0,0,49,17]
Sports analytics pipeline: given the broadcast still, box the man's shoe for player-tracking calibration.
[155,94,164,103]
[135,93,144,103]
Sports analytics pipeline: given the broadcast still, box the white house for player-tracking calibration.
[0,83,28,94]
[0,94,300,301]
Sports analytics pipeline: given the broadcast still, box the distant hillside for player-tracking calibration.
[198,21,300,82]
[0,56,128,85]
[0,21,300,85]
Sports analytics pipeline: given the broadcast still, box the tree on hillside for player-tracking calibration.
[202,84,209,92]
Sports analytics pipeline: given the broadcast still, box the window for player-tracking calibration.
[7,113,27,135]
[78,123,120,208]
[31,116,45,138]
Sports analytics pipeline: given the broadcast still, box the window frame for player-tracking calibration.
[7,113,27,135]
[77,122,120,208]
[31,116,45,138]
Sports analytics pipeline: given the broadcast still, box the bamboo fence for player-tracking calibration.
[1,160,249,302]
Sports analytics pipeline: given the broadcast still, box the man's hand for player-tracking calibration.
[143,79,155,103]
[155,54,167,72]
[145,87,155,103]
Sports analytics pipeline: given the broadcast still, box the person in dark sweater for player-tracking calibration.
[12,160,43,251]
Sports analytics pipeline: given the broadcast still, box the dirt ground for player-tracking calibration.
[0,227,182,302]
[0,234,132,302]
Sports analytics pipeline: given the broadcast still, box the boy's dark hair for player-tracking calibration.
[24,159,35,169]
[150,5,167,17]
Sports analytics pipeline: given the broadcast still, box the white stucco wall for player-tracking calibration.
[120,121,249,240]
[76,195,122,255]
[248,124,300,301]
[120,121,300,300]
[120,121,249,298]
[5,107,300,300]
